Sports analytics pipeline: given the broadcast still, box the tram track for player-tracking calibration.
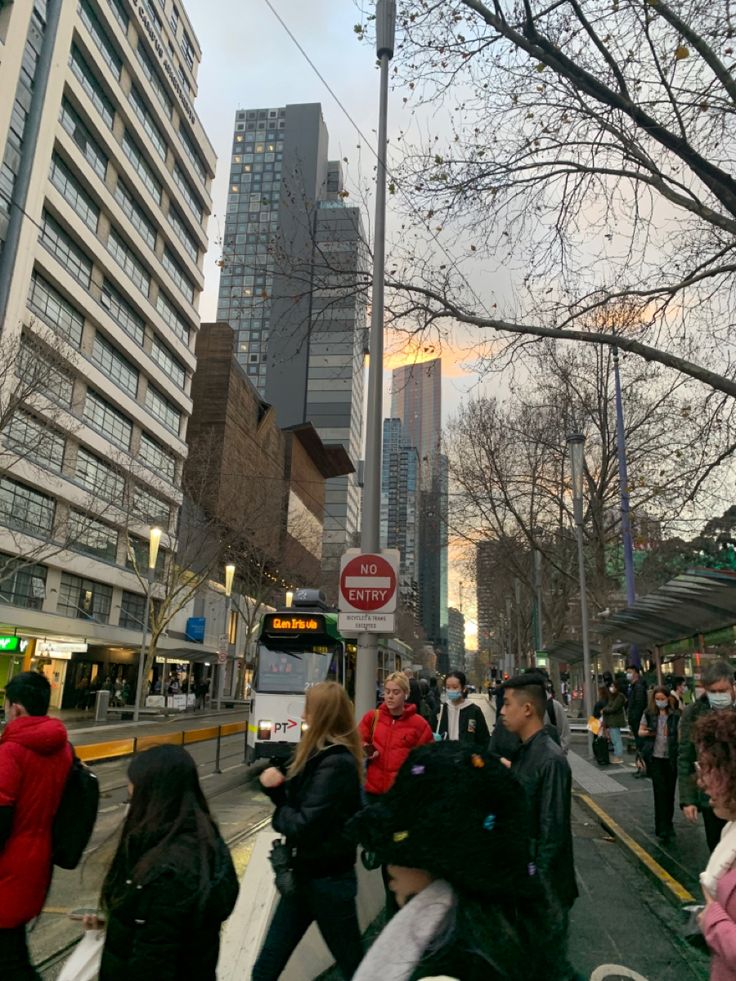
[35,808,272,979]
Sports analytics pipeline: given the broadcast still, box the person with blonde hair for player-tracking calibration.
[253,682,363,980]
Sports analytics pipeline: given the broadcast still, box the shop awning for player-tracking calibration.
[595,568,736,649]
[542,640,601,665]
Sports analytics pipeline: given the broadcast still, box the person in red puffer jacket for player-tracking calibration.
[0,671,72,979]
[358,671,433,798]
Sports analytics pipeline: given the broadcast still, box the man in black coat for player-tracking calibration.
[501,674,578,933]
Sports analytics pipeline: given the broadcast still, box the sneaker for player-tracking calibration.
[611,756,624,764]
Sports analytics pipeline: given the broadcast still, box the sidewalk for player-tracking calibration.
[48,704,248,745]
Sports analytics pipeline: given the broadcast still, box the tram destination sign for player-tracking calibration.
[263,614,325,634]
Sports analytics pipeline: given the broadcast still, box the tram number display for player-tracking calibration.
[263,614,325,634]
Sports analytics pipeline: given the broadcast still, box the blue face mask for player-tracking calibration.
[446,690,463,702]
[707,691,733,710]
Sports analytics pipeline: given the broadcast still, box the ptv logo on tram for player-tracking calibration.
[273,718,299,735]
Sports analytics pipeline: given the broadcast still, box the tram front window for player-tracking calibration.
[256,646,338,694]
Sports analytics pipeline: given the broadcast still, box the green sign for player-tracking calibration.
[535,653,549,669]
[0,636,20,652]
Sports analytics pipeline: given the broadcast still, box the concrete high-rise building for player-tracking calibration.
[380,418,420,614]
[447,606,465,672]
[391,359,448,668]
[0,0,215,705]
[217,103,367,592]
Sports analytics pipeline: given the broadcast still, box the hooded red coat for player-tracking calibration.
[359,701,433,796]
[0,714,72,927]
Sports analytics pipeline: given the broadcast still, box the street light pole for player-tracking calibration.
[133,527,162,724]
[567,434,594,758]
[354,0,395,721]
[612,345,639,668]
[217,563,236,711]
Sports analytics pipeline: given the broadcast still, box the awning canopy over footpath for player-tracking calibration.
[595,568,736,650]
[543,640,601,665]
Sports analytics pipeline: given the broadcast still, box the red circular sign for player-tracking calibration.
[340,553,397,612]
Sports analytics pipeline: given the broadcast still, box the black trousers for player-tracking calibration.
[252,869,363,981]
[0,926,39,981]
[649,757,676,835]
[703,805,728,853]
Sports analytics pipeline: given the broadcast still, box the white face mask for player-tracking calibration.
[707,691,733,710]
[626,672,633,682]
[655,699,669,709]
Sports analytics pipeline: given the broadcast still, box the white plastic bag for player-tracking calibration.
[58,929,104,981]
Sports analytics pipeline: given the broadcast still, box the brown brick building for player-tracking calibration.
[186,323,353,595]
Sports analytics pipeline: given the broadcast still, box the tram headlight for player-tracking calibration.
[258,720,273,740]
[301,722,309,734]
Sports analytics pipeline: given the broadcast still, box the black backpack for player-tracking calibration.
[52,749,100,869]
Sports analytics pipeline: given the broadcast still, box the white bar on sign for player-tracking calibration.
[344,576,392,588]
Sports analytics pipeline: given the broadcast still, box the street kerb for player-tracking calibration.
[576,792,696,906]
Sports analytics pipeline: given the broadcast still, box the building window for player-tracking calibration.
[99,280,145,346]
[155,290,189,345]
[133,485,169,524]
[150,336,185,389]
[59,98,107,179]
[40,211,92,287]
[68,510,117,562]
[107,0,128,31]
[75,446,125,501]
[17,337,74,406]
[69,45,115,128]
[49,153,98,231]
[91,333,138,396]
[0,477,55,537]
[107,227,150,295]
[167,205,198,262]
[79,0,122,79]
[161,247,194,302]
[129,86,166,160]
[0,555,47,610]
[119,589,145,629]
[136,42,173,117]
[5,411,65,471]
[172,165,202,222]
[144,384,180,433]
[177,123,205,183]
[122,130,161,203]
[180,31,193,69]
[57,571,112,622]
[139,432,176,482]
[28,272,84,347]
[113,178,156,249]
[83,390,132,448]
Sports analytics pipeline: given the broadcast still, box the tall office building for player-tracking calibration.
[0,0,215,703]
[217,103,367,590]
[391,358,448,667]
[447,606,465,672]
[380,418,420,614]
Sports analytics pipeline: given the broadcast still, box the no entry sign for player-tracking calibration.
[339,550,399,614]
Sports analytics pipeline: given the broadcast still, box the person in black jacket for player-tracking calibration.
[626,663,649,773]
[85,744,239,981]
[501,675,578,934]
[253,682,363,980]
[638,686,679,842]
[437,671,490,746]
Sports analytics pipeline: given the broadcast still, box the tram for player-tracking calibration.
[246,588,412,762]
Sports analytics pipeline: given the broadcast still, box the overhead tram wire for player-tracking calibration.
[261,0,494,324]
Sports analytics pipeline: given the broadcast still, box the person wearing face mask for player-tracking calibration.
[638,686,680,842]
[437,671,490,746]
[600,678,627,764]
[679,661,736,852]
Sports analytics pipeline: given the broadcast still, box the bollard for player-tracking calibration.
[214,726,222,774]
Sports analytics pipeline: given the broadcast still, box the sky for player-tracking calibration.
[185,0,481,640]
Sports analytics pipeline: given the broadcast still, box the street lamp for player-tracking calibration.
[133,526,161,724]
[567,433,594,757]
[612,346,638,667]
[216,563,236,711]
[354,0,396,720]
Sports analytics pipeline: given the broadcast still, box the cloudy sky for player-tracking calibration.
[185,0,481,633]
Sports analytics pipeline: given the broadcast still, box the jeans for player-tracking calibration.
[0,926,40,981]
[649,757,676,836]
[252,869,363,981]
[608,727,624,758]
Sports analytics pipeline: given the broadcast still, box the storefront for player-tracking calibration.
[32,640,79,710]
[0,635,27,710]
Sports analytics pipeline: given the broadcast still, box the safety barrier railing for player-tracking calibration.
[75,720,248,773]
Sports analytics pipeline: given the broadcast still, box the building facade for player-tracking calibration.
[380,417,420,614]
[391,358,448,669]
[0,0,216,705]
[216,102,367,594]
[447,606,465,673]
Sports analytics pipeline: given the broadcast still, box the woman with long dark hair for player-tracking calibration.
[253,681,364,980]
[86,744,238,980]
[638,686,680,842]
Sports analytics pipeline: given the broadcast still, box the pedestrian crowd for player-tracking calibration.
[3,662,736,979]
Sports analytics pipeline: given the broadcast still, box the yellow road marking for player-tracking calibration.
[578,793,696,904]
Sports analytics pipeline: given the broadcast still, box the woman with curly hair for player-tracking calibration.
[693,709,736,979]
